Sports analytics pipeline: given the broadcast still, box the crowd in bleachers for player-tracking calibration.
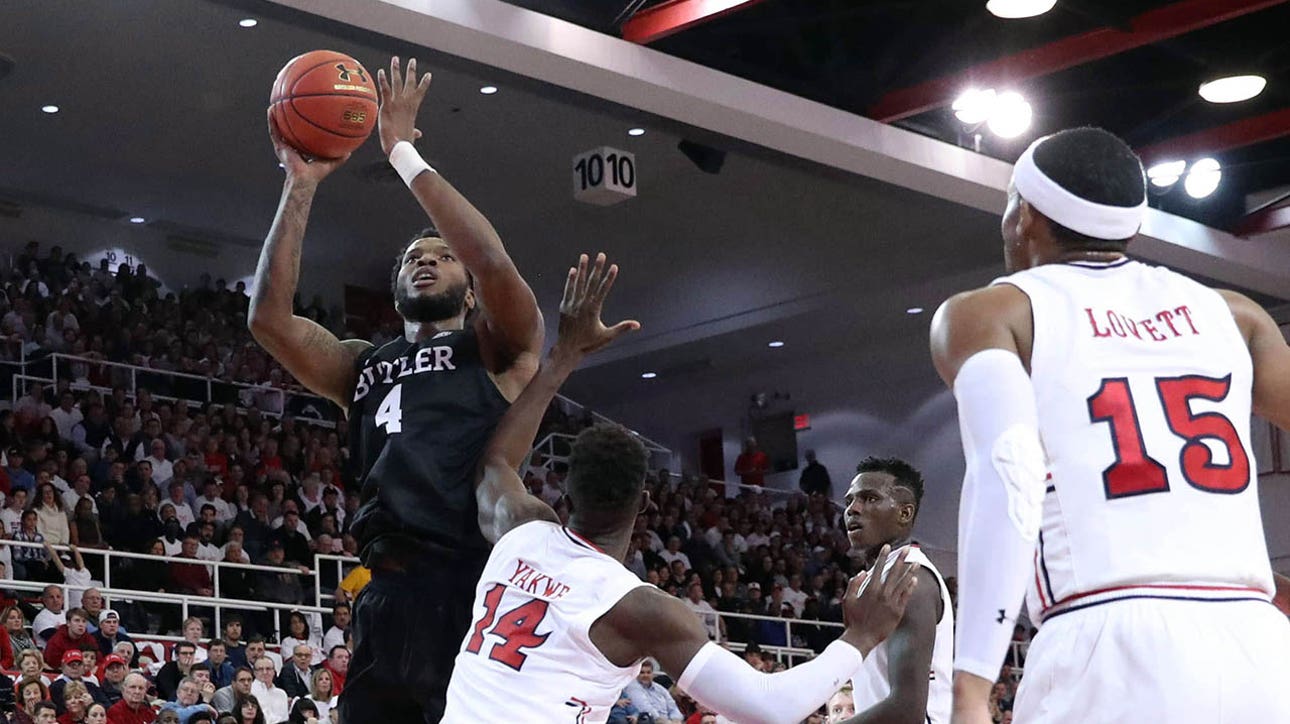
[0,241,1028,723]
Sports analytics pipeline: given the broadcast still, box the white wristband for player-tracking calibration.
[389,141,435,188]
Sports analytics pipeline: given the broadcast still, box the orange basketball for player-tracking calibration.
[269,50,378,159]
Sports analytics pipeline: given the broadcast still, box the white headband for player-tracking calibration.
[1013,137,1146,241]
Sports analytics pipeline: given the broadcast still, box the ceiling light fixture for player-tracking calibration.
[128,217,146,224]
[952,89,996,125]
[641,372,657,379]
[906,307,924,315]
[41,105,59,114]
[628,128,646,137]
[986,91,1032,139]
[1147,160,1186,188]
[986,0,1057,19]
[479,86,498,95]
[238,18,258,28]
[767,341,785,348]
[1183,158,1222,199]
[1198,75,1266,104]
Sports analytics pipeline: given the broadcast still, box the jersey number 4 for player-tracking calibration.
[375,385,402,434]
[465,584,551,671]
[1087,374,1250,499]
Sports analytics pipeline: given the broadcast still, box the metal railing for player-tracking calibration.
[0,540,314,602]
[0,578,329,648]
[314,553,360,606]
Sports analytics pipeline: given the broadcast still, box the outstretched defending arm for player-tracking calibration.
[595,546,918,724]
[476,253,639,544]
[377,57,543,371]
[1218,289,1290,431]
[249,113,371,409]
[930,285,1044,724]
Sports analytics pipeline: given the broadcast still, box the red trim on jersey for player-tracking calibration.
[563,527,607,554]
[1042,583,1266,615]
[1032,549,1049,609]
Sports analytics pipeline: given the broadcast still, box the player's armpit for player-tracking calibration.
[476,464,558,545]
[1220,289,1290,430]
[250,315,369,409]
[929,285,1032,388]
[840,569,940,724]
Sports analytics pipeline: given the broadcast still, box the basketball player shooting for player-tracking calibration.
[839,458,953,723]
[251,56,543,722]
[930,127,1290,723]
[441,253,920,723]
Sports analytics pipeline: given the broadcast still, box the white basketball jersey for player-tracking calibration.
[851,545,954,724]
[994,259,1273,624]
[443,521,652,724]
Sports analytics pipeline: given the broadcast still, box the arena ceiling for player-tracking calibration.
[508,0,1290,234]
[1,0,1286,421]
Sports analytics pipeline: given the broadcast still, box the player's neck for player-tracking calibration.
[862,534,912,568]
[403,316,466,342]
[568,518,633,561]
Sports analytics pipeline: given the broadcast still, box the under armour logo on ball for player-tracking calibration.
[335,64,367,83]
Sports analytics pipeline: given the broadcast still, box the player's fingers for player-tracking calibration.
[561,267,577,309]
[592,263,618,305]
[845,570,869,604]
[389,56,402,93]
[412,129,423,141]
[587,252,607,296]
[606,320,641,339]
[377,69,390,103]
[418,71,433,94]
[577,253,597,302]
[573,254,589,303]
[895,574,917,608]
[266,107,280,143]
[405,58,418,93]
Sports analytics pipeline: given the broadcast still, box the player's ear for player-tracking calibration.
[464,286,476,312]
[898,502,915,526]
[638,489,652,513]
[1018,199,1040,243]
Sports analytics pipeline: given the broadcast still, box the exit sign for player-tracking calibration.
[794,414,811,431]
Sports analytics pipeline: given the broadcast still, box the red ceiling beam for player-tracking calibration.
[867,0,1288,123]
[622,0,770,45]
[1136,107,1290,163]
[1233,203,1290,237]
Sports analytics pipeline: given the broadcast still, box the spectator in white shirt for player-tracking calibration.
[782,573,809,617]
[1,489,26,535]
[61,474,97,516]
[683,581,724,642]
[251,656,290,724]
[49,391,83,441]
[163,485,195,529]
[145,438,174,486]
[658,536,692,570]
[194,479,234,522]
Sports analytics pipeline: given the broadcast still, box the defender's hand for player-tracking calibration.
[377,56,431,156]
[553,253,640,359]
[840,544,918,655]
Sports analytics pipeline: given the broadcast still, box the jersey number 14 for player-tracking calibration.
[1087,374,1250,499]
[465,584,551,671]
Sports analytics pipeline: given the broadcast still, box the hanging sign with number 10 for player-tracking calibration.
[573,146,637,206]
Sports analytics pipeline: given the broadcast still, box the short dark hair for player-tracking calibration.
[328,645,348,660]
[565,425,648,515]
[175,641,197,654]
[856,456,926,520]
[247,633,266,645]
[1029,127,1146,252]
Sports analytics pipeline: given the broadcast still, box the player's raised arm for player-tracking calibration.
[377,57,543,372]
[476,253,639,543]
[929,286,1045,724]
[248,112,372,409]
[1218,289,1290,431]
[595,546,917,724]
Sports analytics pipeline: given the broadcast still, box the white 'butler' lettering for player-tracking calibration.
[352,345,457,401]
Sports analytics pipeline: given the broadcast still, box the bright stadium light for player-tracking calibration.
[1183,158,1222,199]
[1198,75,1266,104]
[986,0,1057,19]
[986,91,1032,139]
[1147,160,1186,188]
[952,88,997,124]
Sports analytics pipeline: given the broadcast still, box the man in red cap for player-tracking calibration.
[49,649,108,714]
[107,672,156,724]
[99,654,130,707]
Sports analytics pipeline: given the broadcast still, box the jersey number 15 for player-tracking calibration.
[1087,374,1250,499]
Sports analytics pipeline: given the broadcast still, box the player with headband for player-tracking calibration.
[931,127,1290,723]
